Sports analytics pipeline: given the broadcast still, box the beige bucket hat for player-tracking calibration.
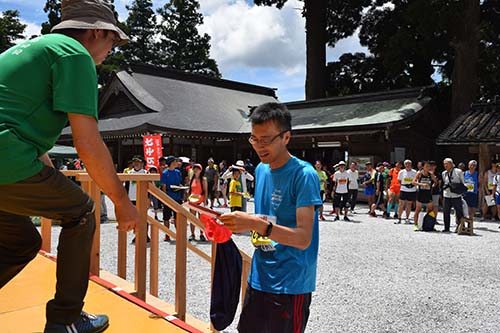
[51,0,129,46]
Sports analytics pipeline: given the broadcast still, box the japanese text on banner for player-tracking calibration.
[143,134,163,171]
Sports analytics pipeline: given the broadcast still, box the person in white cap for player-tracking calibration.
[0,1,135,333]
[332,161,351,221]
[222,160,255,212]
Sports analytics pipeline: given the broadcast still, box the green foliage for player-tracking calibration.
[327,0,500,99]
[156,0,221,78]
[0,10,26,53]
[121,0,158,65]
[41,0,61,35]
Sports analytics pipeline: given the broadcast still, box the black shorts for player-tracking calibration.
[400,191,416,202]
[207,180,215,199]
[333,192,349,209]
[238,286,311,333]
[417,190,432,204]
[319,190,325,202]
[375,192,385,206]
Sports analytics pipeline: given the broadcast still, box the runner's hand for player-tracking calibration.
[220,211,256,233]
[114,201,140,233]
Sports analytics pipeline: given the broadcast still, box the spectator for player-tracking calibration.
[222,160,254,212]
[332,161,350,221]
[464,160,479,221]
[347,162,359,214]
[314,161,328,221]
[387,161,402,220]
[362,162,376,211]
[482,161,498,221]
[397,160,417,224]
[161,156,183,241]
[442,158,465,233]
[228,169,244,212]
[188,163,208,241]
[369,163,388,218]
[217,160,228,208]
[205,158,219,209]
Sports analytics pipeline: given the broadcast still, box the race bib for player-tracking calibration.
[403,177,413,184]
[251,215,277,252]
[465,182,475,192]
[338,178,348,184]
[488,183,494,190]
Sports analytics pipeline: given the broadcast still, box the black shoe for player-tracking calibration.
[199,234,207,242]
[442,229,450,233]
[334,215,340,221]
[343,216,350,222]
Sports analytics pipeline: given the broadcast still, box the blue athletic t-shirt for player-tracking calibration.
[250,155,322,295]
[160,169,183,201]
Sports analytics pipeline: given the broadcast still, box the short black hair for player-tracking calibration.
[249,102,292,132]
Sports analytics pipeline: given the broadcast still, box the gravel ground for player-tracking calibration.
[45,198,500,333]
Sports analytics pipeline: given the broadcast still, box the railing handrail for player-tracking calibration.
[40,171,252,332]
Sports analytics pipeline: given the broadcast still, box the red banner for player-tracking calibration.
[143,134,163,171]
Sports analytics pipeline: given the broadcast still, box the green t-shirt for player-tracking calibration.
[0,34,98,184]
[316,169,328,191]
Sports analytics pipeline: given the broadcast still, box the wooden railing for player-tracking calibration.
[40,171,252,328]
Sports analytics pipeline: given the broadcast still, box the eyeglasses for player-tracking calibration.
[248,130,289,146]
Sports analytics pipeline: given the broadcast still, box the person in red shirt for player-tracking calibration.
[387,161,402,219]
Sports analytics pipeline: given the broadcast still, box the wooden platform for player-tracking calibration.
[0,254,203,333]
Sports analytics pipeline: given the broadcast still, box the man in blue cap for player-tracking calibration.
[220,103,322,333]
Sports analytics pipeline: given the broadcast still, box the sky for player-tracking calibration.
[0,0,369,102]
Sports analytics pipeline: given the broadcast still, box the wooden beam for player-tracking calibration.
[134,180,149,301]
[77,173,159,182]
[175,214,187,321]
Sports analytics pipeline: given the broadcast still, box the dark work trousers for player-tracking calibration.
[348,189,358,210]
[443,196,464,231]
[0,166,96,324]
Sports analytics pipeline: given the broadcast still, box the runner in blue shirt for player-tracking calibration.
[220,103,322,333]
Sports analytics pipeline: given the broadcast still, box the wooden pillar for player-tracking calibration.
[89,181,101,276]
[150,218,159,297]
[117,230,127,279]
[40,217,52,253]
[478,144,490,206]
[175,214,187,321]
[134,180,148,301]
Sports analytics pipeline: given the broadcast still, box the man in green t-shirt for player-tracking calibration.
[0,1,137,333]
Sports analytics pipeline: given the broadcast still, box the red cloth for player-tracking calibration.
[200,214,232,243]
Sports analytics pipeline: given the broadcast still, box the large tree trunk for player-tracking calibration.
[304,0,327,100]
[450,0,480,120]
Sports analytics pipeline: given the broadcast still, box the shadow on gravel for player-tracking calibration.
[473,227,499,233]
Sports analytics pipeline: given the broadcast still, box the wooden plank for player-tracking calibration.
[150,220,159,297]
[175,214,187,321]
[40,218,52,253]
[89,181,101,276]
[134,180,149,301]
[117,230,127,279]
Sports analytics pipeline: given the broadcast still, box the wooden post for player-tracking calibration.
[175,213,187,321]
[88,181,101,276]
[150,218,159,297]
[40,217,52,253]
[117,230,127,279]
[241,260,250,307]
[134,180,149,301]
[479,144,490,209]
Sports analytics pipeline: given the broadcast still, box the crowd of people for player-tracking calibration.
[123,155,256,242]
[314,158,500,232]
